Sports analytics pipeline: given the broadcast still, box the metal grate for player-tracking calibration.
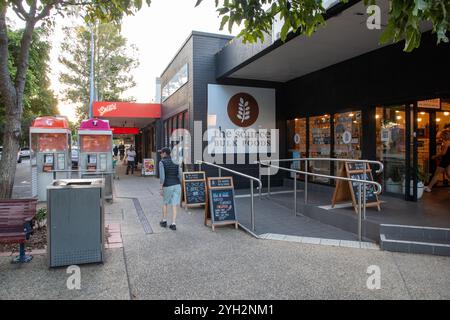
[132,198,153,235]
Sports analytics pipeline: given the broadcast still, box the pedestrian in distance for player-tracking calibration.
[158,147,181,231]
[118,143,125,161]
[113,145,118,157]
[126,145,137,175]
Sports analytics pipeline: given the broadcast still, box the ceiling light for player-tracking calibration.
[436,118,441,122]
[444,112,449,116]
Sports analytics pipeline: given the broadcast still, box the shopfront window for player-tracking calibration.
[287,118,307,175]
[334,111,362,175]
[416,111,431,182]
[376,106,406,194]
[309,115,331,183]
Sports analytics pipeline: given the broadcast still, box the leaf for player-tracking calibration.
[220,15,229,31]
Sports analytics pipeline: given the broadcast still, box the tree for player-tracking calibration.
[0,0,150,198]
[59,23,138,122]
[0,27,58,146]
[197,0,449,52]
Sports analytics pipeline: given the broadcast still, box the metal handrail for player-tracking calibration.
[259,162,383,242]
[259,157,384,174]
[196,160,262,232]
[265,165,382,195]
[51,169,115,180]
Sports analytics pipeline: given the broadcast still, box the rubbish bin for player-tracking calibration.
[47,179,105,268]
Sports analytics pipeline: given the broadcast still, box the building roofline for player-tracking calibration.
[160,31,234,78]
[216,0,361,80]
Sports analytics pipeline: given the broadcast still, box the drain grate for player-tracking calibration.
[131,198,153,235]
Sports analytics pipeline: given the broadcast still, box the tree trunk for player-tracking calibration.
[0,112,21,199]
[0,5,36,198]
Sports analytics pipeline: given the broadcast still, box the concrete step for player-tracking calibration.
[380,224,450,256]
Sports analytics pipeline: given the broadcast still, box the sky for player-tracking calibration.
[46,0,241,122]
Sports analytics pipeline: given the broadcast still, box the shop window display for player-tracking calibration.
[376,106,406,194]
[334,111,362,175]
[309,115,331,183]
[287,118,307,176]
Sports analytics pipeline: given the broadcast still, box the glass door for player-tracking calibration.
[417,111,431,187]
[287,118,307,178]
[334,111,362,176]
[376,105,406,195]
[309,115,331,183]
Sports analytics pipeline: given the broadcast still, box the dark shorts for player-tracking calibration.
[438,158,450,168]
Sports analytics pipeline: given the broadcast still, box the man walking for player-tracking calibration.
[126,145,137,175]
[118,143,125,161]
[158,147,181,231]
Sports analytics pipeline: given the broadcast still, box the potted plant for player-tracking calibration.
[385,166,402,194]
[402,166,429,199]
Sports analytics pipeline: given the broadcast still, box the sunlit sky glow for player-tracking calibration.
[9,0,241,122]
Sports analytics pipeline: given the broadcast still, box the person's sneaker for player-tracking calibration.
[169,224,176,231]
[424,186,432,193]
[160,220,167,228]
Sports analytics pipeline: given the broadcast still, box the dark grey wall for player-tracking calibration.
[215,35,272,79]
[281,31,450,119]
[277,31,450,163]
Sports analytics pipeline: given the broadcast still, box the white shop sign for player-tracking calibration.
[207,84,277,154]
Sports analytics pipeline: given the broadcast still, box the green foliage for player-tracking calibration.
[196,0,449,52]
[34,207,47,229]
[59,23,139,122]
[0,28,58,145]
[376,0,449,51]
[411,165,431,183]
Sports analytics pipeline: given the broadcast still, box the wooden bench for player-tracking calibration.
[0,199,38,263]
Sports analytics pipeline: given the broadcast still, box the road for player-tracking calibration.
[12,158,32,198]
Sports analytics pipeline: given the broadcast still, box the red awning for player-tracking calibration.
[93,102,161,119]
[111,127,140,135]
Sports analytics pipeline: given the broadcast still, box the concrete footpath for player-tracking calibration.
[1,163,450,299]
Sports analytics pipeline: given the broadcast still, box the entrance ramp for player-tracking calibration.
[235,191,361,242]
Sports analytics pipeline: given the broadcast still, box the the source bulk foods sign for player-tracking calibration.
[207,84,276,154]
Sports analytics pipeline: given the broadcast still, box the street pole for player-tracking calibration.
[89,23,95,119]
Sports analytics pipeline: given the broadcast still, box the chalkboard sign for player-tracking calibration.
[209,178,232,188]
[210,189,236,222]
[347,162,366,171]
[332,162,381,213]
[184,172,205,181]
[205,177,238,231]
[182,172,206,207]
[348,172,379,204]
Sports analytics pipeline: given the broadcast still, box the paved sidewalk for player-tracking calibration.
[1,163,450,299]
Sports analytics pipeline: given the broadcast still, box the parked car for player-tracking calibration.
[19,147,31,158]
[71,146,79,168]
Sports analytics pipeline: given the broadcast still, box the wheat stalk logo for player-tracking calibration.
[236,97,250,123]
